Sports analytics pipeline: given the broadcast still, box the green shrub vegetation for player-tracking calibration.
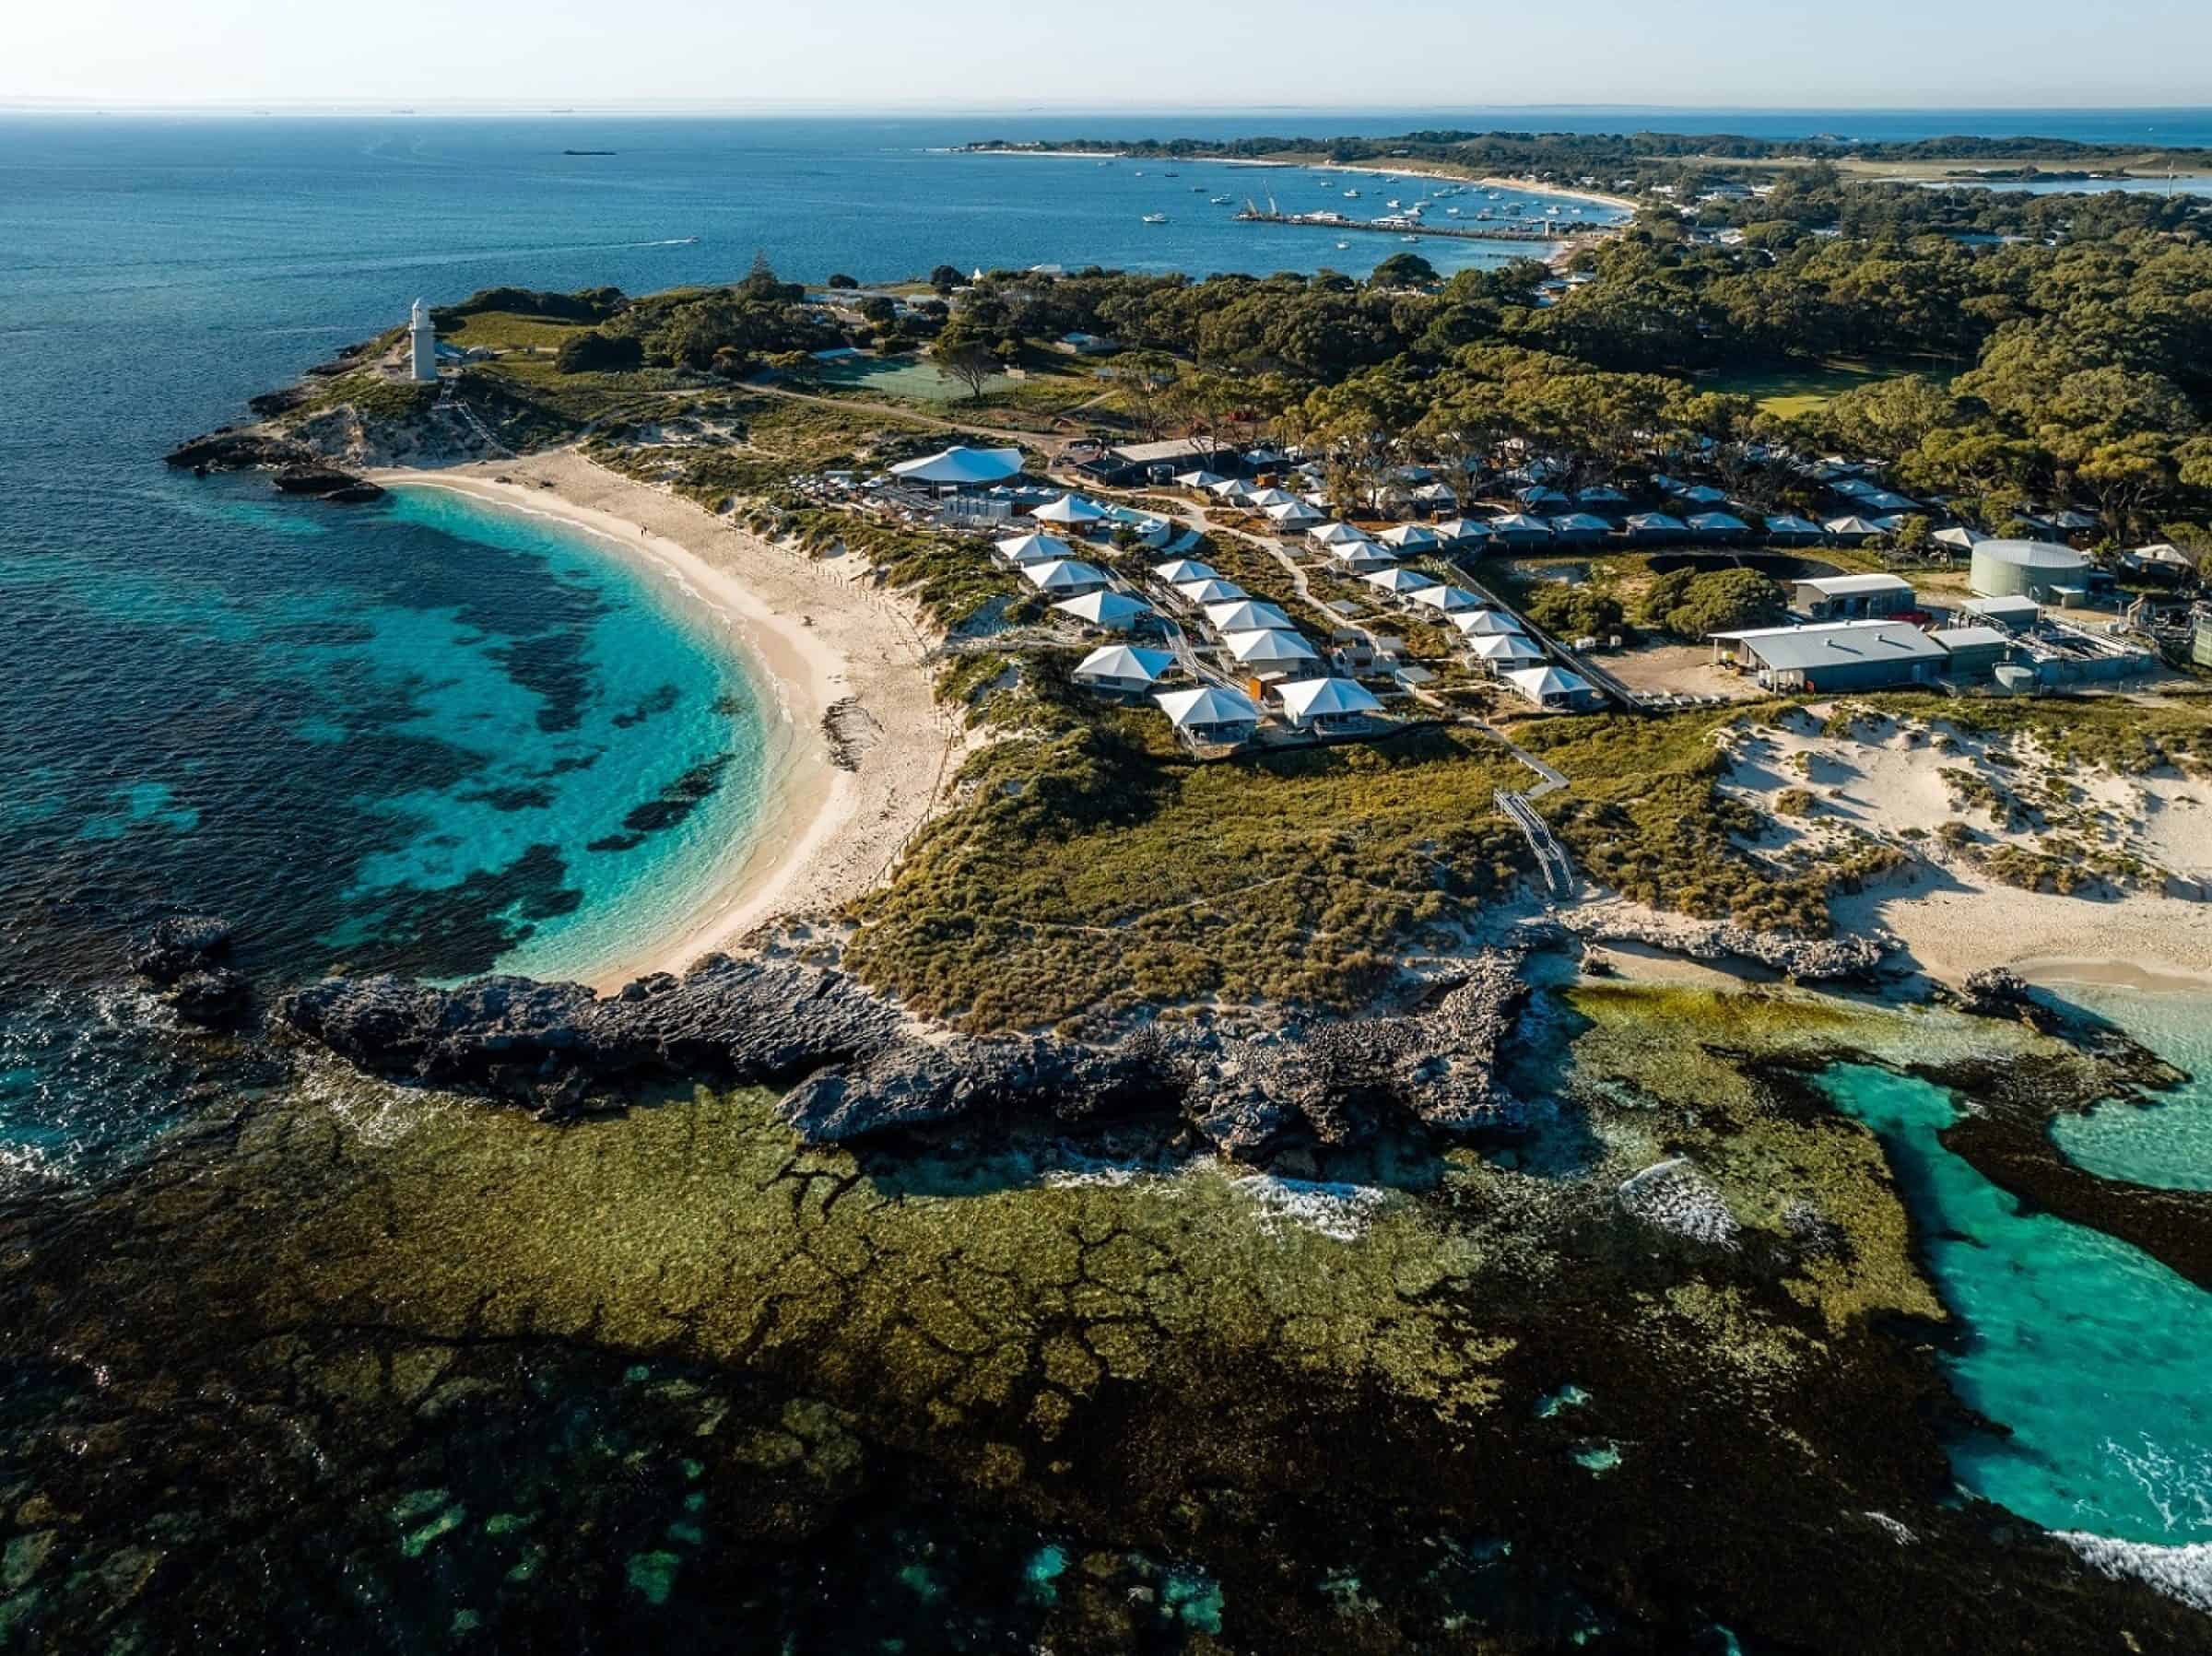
[1519,710,1902,934]
[843,669,1526,1029]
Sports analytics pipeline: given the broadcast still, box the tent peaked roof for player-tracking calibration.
[1278,677,1384,721]
[1206,599,1294,633]
[1156,685,1259,729]
[1225,628,1321,664]
[1076,644,1174,683]
[889,445,1025,485]
[1152,558,1216,583]
[1030,493,1108,524]
[996,532,1077,565]
[1024,558,1107,592]
[1177,578,1247,604]
[1469,631,1544,661]
[1503,664,1591,697]
[1054,591,1153,626]
[1453,608,1527,636]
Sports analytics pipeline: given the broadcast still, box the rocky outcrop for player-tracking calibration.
[1561,910,1891,981]
[274,465,382,501]
[163,429,315,473]
[130,915,234,985]
[277,954,906,1115]
[279,948,1535,1161]
[780,958,1528,1158]
[131,915,249,1027]
[170,968,252,1028]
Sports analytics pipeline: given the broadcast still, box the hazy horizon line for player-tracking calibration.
[6,96,2211,121]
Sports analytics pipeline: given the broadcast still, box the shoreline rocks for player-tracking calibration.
[277,948,1535,1163]
[1560,910,1891,981]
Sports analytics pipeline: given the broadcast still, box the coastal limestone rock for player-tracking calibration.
[130,914,233,986]
[1562,910,1890,981]
[276,956,907,1116]
[162,429,315,473]
[274,465,384,502]
[280,947,1535,1162]
[779,951,1531,1159]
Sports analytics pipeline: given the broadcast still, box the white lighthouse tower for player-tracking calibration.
[407,298,437,383]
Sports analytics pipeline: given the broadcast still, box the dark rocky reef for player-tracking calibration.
[278,955,905,1117]
[130,914,233,985]
[273,464,384,502]
[163,428,315,473]
[131,914,248,1028]
[277,949,1533,1161]
[162,437,382,501]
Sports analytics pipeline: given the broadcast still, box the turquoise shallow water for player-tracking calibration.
[2047,984,2212,1192]
[1818,1064,2212,1543]
[338,485,773,985]
[0,470,769,1189]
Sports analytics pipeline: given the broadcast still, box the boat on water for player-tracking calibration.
[1343,188,1360,198]
[1400,234,1420,242]
[1445,206,1461,216]
[1142,213,1168,224]
[1335,241,1350,249]
[1209,194,1232,205]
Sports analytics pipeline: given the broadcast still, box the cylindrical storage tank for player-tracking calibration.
[1971,538,2088,599]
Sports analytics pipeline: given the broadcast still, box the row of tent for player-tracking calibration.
[1300,511,1940,560]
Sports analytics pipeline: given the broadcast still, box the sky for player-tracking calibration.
[7,0,2210,112]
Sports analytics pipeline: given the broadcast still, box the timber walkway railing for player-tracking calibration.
[1496,788,1576,898]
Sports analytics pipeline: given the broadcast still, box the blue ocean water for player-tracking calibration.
[1818,1064,2212,1543]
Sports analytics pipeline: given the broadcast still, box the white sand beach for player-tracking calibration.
[368,452,959,992]
[1723,701,2212,985]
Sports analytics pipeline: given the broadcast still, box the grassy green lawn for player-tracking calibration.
[1702,358,1961,419]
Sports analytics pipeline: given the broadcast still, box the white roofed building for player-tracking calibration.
[1277,676,1384,732]
[1452,608,1528,638]
[1224,628,1323,678]
[1053,591,1153,631]
[1176,578,1247,605]
[1156,685,1260,746]
[1206,599,1294,633]
[889,445,1026,488]
[995,532,1077,567]
[1023,558,1109,597]
[1029,493,1109,527]
[1074,644,1176,694]
[1466,631,1546,670]
[1500,664,1605,712]
[1410,585,1482,615]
